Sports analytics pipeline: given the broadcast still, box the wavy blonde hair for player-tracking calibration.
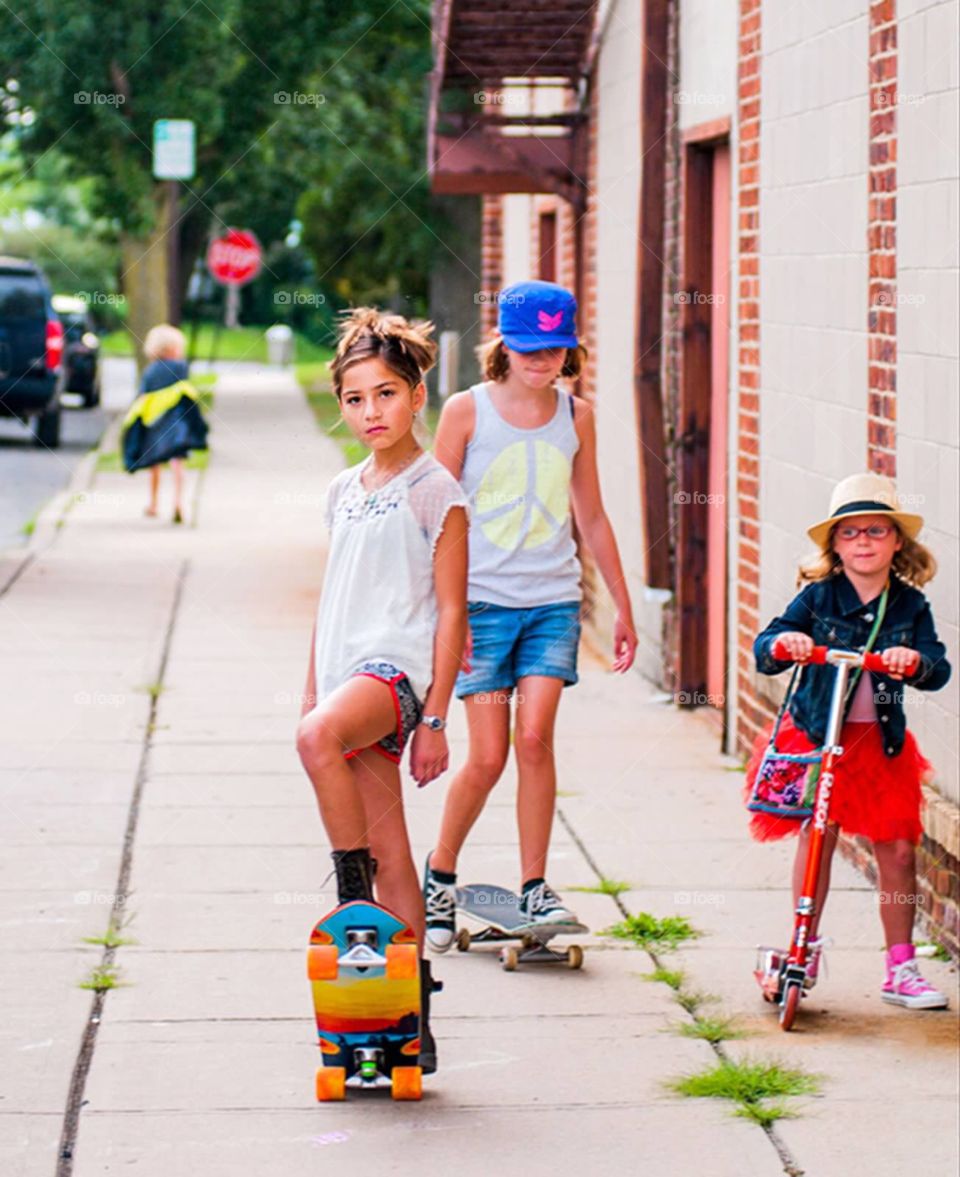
[798,524,938,588]
[330,307,437,399]
[476,332,587,382]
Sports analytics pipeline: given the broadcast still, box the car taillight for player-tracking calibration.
[46,319,64,370]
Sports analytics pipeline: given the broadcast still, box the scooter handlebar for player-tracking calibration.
[770,640,915,674]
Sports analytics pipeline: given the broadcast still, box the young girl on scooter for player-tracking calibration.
[746,472,951,1009]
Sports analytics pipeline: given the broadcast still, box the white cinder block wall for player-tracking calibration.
[897,0,959,802]
[592,0,650,671]
[758,4,872,645]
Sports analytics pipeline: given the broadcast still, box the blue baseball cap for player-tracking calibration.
[497,280,579,352]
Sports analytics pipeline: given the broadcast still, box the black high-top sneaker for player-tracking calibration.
[330,848,375,904]
[418,958,442,1075]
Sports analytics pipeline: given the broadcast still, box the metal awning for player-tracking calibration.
[428,0,599,207]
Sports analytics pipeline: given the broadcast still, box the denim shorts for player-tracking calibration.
[345,660,424,763]
[455,600,582,699]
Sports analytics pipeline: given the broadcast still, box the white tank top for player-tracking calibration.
[459,382,581,607]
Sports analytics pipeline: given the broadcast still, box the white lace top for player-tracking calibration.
[313,453,469,704]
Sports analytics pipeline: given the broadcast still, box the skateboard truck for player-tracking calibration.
[354,1047,383,1084]
[342,927,386,972]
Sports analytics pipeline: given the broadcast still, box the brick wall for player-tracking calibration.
[734,0,767,749]
[481,195,504,336]
[867,0,899,475]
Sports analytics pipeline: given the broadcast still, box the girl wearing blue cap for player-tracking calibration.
[422,280,638,949]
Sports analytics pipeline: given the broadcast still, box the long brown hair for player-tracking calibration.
[476,332,587,382]
[330,307,437,399]
[798,525,938,587]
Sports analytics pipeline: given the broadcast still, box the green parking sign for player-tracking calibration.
[153,120,195,180]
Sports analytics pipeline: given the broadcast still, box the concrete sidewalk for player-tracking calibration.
[1,368,956,1177]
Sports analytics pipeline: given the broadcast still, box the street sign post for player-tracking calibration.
[153,120,196,326]
[207,229,263,330]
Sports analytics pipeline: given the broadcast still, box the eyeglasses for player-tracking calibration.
[834,523,895,541]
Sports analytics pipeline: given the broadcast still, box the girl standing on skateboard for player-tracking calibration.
[746,472,951,1008]
[296,308,469,1072]
[422,280,638,951]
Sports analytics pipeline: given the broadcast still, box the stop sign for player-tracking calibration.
[207,229,262,286]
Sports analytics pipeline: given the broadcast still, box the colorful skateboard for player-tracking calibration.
[307,900,422,1101]
[455,883,587,971]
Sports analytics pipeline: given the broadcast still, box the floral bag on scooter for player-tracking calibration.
[748,587,888,819]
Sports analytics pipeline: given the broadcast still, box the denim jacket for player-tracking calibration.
[754,572,951,757]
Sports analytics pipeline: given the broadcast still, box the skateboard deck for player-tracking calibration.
[455,883,588,970]
[307,900,422,1101]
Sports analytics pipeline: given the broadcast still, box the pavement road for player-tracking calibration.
[0,357,135,550]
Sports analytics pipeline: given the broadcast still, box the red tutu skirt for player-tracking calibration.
[743,714,930,845]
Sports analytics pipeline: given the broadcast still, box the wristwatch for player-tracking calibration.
[420,715,446,732]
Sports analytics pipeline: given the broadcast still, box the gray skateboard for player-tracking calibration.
[455,883,587,970]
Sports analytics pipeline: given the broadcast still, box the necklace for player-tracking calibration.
[362,448,423,499]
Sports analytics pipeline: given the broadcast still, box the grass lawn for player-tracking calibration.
[101,325,332,367]
[297,362,441,465]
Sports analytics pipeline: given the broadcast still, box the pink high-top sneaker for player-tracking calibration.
[882,943,949,1010]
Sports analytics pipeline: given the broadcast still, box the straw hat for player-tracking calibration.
[807,472,923,548]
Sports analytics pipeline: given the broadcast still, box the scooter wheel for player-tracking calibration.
[779,980,802,1031]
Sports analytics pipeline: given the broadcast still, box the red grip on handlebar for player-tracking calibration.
[771,639,826,663]
[770,642,918,675]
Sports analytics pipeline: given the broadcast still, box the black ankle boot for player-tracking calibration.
[331,848,374,903]
[419,958,442,1075]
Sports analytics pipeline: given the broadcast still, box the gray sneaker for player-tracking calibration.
[423,856,457,953]
[518,880,576,926]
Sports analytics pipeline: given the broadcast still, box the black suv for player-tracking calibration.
[53,294,101,408]
[0,257,65,448]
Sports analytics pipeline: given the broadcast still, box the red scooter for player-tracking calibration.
[754,640,913,1030]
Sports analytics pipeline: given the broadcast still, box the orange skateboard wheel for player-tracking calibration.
[391,1066,422,1101]
[385,944,418,981]
[307,945,339,981]
[315,1065,346,1101]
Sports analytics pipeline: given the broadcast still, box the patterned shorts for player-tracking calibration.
[345,660,424,764]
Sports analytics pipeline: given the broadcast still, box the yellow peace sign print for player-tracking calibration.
[475,440,572,551]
